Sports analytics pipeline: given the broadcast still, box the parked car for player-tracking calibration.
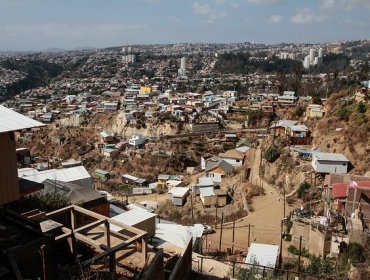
[202,224,214,234]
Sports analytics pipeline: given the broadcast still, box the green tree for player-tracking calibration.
[263,146,280,163]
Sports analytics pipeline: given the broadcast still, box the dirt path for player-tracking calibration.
[205,144,292,253]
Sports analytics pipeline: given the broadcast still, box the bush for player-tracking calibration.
[358,101,367,113]
[297,182,310,198]
[263,146,280,163]
[336,107,350,120]
[341,242,366,265]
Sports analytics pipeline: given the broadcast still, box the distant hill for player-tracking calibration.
[0,57,64,101]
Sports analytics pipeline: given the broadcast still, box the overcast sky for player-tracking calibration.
[0,0,369,51]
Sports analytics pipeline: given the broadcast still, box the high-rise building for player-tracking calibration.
[318,48,325,58]
[303,55,311,69]
[178,57,187,76]
[309,49,316,64]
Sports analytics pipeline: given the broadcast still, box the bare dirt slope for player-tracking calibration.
[206,144,291,253]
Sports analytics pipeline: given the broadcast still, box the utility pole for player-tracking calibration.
[190,192,194,224]
[219,212,224,252]
[232,220,236,254]
[298,236,303,273]
[279,219,283,269]
[283,187,286,220]
[215,203,218,225]
[247,223,251,248]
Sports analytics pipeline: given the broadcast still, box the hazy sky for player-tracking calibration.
[0,0,369,51]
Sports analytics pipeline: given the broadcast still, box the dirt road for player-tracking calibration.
[205,144,292,253]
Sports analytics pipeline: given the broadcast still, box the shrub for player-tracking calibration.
[336,107,350,120]
[263,146,280,163]
[297,182,311,198]
[358,101,367,113]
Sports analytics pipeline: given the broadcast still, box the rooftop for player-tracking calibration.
[314,152,349,162]
[0,105,44,133]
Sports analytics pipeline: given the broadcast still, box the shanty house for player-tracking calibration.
[18,166,93,189]
[218,149,245,168]
[122,174,147,187]
[205,157,234,183]
[167,187,189,206]
[312,153,349,174]
[200,187,216,207]
[42,179,109,216]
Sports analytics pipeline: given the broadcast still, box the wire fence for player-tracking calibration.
[193,255,343,280]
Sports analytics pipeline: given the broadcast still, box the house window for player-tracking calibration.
[236,160,240,162]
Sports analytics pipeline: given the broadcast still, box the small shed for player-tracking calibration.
[245,243,279,268]
[168,187,189,206]
[95,169,110,180]
[200,187,216,207]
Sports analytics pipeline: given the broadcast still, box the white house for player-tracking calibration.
[312,152,349,174]
[205,157,234,183]
[128,134,146,148]
[278,91,297,104]
[167,187,189,206]
[218,149,245,167]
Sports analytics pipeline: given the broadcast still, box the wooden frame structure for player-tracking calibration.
[46,205,148,276]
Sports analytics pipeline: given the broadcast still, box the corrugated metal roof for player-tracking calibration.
[168,187,189,197]
[18,166,91,183]
[0,105,44,133]
[245,243,279,268]
[155,223,203,249]
[314,152,349,162]
[199,187,215,197]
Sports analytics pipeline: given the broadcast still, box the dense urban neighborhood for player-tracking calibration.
[0,39,370,280]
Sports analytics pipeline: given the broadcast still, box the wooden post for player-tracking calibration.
[298,236,302,273]
[105,221,111,248]
[232,220,236,254]
[191,192,194,224]
[232,262,236,278]
[142,237,147,266]
[247,223,251,248]
[215,204,218,225]
[109,252,116,279]
[70,208,75,230]
[219,212,224,252]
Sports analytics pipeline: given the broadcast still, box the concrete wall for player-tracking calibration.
[291,221,330,257]
[0,132,20,205]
